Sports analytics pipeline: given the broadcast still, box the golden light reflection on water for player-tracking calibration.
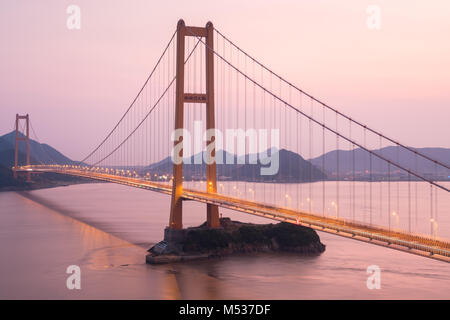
[18,192,139,268]
[161,269,182,300]
[13,191,194,299]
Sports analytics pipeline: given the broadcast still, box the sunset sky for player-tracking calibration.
[1,0,449,160]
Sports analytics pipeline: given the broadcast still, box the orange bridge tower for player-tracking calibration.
[169,20,220,230]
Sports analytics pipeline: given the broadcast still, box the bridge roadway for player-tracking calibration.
[17,165,450,263]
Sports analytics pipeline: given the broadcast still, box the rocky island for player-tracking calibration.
[146,218,326,264]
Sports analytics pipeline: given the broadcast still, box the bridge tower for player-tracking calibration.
[169,20,220,230]
[13,114,31,182]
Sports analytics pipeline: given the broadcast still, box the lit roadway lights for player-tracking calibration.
[430,218,438,238]
[331,201,338,218]
[306,197,313,213]
[207,181,213,192]
[285,194,291,207]
[392,211,400,227]
[248,188,255,200]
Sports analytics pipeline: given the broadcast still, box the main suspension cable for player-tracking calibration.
[79,29,177,164]
[89,38,202,167]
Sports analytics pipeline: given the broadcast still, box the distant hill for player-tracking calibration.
[0,131,76,167]
[0,131,84,190]
[143,148,326,182]
[146,146,449,182]
[310,146,450,178]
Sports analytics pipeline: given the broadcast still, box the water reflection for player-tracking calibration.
[0,184,448,299]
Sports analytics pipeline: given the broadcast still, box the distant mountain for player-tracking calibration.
[0,131,86,189]
[145,145,449,182]
[143,148,326,182]
[310,146,450,178]
[0,131,75,167]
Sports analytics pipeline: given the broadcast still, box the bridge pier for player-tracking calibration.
[163,227,188,252]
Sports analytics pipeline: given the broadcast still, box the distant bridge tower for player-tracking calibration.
[13,114,31,182]
[169,20,220,229]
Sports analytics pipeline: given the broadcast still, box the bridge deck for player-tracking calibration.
[18,166,450,263]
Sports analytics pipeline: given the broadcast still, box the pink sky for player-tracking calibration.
[1,0,449,160]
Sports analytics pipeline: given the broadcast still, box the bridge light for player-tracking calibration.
[331,201,338,217]
[430,218,438,238]
[392,211,399,226]
[248,188,255,200]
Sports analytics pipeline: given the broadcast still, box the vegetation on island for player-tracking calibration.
[183,221,322,253]
[148,218,326,263]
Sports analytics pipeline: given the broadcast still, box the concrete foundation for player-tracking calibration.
[164,227,188,243]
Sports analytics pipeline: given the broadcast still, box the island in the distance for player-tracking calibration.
[146,217,326,264]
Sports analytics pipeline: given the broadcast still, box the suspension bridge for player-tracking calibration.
[13,20,450,263]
